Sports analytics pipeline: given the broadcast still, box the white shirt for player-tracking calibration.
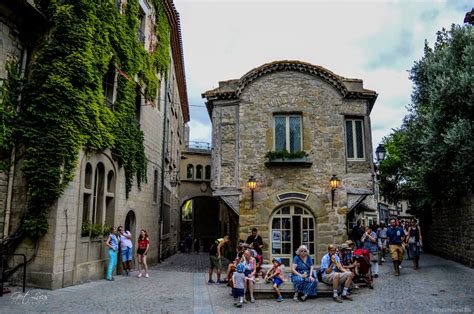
[120,231,133,249]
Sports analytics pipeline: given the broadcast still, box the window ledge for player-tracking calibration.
[265,157,312,168]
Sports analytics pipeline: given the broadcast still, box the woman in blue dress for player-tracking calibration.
[290,245,317,302]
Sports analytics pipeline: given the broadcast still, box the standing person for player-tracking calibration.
[386,218,405,276]
[361,226,379,278]
[404,224,411,260]
[290,245,317,302]
[377,222,388,264]
[105,226,119,281]
[118,226,133,276]
[352,221,365,249]
[241,249,257,303]
[208,235,230,284]
[245,228,263,256]
[264,257,285,302]
[321,244,354,303]
[407,219,423,269]
[232,263,246,308]
[184,234,193,254]
[136,229,150,278]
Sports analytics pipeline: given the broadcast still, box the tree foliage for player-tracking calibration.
[379,24,473,212]
[2,0,170,239]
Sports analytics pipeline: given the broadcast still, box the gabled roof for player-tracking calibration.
[163,0,189,123]
[202,60,377,114]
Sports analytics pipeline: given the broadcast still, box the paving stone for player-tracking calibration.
[0,253,472,313]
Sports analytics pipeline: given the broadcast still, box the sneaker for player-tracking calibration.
[381,258,385,262]
[301,294,308,302]
[277,296,284,302]
[137,273,142,278]
[106,277,114,281]
[293,295,299,302]
[250,297,255,303]
[236,303,242,308]
[208,279,215,284]
[145,273,149,278]
[399,265,402,269]
[333,296,343,303]
[342,295,353,301]
[217,280,226,284]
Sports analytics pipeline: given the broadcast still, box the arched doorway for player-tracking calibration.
[269,205,316,266]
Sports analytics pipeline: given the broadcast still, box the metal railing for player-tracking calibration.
[185,141,212,150]
[0,253,26,296]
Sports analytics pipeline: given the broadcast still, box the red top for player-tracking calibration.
[138,238,149,250]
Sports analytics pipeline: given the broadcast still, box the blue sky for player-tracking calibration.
[174,0,472,150]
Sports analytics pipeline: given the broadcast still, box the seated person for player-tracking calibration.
[251,242,265,279]
[339,243,359,272]
[264,257,285,302]
[321,244,355,303]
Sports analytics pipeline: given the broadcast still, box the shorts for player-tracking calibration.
[273,277,283,287]
[390,244,404,261]
[322,271,352,285]
[121,247,133,261]
[233,288,245,298]
[209,255,221,270]
[137,248,146,255]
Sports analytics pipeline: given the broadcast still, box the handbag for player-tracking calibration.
[408,237,416,244]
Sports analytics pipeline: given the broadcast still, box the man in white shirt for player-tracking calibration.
[118,226,133,276]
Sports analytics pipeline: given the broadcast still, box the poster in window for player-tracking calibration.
[303,231,308,242]
[272,230,281,242]
[273,242,281,249]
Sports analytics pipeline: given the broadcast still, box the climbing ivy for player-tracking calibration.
[13,0,171,238]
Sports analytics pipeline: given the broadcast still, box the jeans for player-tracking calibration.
[107,249,117,280]
[121,247,133,262]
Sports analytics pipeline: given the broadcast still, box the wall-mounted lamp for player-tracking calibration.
[375,144,387,163]
[247,176,257,209]
[330,174,341,209]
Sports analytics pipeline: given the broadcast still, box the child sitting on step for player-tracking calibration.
[264,257,285,302]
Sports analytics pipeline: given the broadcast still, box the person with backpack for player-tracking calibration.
[208,235,230,284]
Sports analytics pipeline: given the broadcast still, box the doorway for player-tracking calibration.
[270,205,316,266]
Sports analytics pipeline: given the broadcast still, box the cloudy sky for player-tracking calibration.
[174,0,471,150]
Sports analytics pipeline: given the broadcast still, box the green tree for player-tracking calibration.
[379,24,473,212]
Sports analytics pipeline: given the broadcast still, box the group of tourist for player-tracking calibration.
[352,218,423,275]
[209,218,423,307]
[104,226,150,281]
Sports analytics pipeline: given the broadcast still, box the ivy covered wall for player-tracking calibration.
[1,0,170,239]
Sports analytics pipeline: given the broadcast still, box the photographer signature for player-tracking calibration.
[10,290,48,305]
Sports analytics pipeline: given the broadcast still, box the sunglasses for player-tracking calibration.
[300,250,307,252]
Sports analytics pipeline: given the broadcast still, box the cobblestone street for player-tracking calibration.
[0,252,473,313]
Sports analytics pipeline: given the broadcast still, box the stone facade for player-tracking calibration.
[203,61,377,265]
[423,196,474,267]
[2,0,189,289]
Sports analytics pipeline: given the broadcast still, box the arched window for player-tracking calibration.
[186,164,194,179]
[205,165,211,180]
[270,205,315,267]
[196,165,203,180]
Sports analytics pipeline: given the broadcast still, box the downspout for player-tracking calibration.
[3,48,28,239]
[159,72,170,261]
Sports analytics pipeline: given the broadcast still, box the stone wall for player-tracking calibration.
[423,196,473,267]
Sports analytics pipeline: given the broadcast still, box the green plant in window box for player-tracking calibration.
[265,150,308,161]
[82,221,111,238]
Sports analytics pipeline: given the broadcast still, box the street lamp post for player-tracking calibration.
[330,174,340,209]
[247,176,257,209]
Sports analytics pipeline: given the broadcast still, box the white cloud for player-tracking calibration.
[175,0,472,148]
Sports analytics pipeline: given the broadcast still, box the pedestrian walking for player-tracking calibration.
[118,225,133,276]
[407,219,423,269]
[377,222,388,264]
[386,218,405,276]
[352,221,365,249]
[105,226,119,281]
[361,226,379,277]
[137,229,150,278]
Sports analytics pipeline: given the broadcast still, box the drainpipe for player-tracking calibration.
[3,48,28,239]
[159,72,170,261]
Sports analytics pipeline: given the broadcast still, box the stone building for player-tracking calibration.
[1,0,189,289]
[203,60,378,265]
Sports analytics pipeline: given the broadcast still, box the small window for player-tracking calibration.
[135,86,142,127]
[345,118,365,160]
[196,165,203,180]
[274,115,302,153]
[107,170,115,193]
[205,165,211,180]
[85,163,93,189]
[103,62,117,108]
[186,164,194,179]
[138,7,146,45]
